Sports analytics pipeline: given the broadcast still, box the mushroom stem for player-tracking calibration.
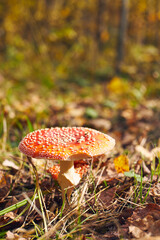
[57,160,81,201]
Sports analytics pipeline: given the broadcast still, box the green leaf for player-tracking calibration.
[124,170,142,182]
[103,100,116,108]
[85,107,98,119]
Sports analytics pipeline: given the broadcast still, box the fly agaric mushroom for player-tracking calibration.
[19,127,115,201]
[47,160,89,181]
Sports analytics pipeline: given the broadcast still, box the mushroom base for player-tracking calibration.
[57,160,81,201]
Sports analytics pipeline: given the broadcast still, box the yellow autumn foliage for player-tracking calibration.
[114,155,129,173]
[107,77,130,95]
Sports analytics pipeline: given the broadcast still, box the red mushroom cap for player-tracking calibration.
[19,127,115,161]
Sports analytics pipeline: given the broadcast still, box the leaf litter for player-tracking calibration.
[0,92,160,239]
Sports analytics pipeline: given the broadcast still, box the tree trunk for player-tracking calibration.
[116,0,129,74]
[155,0,159,47]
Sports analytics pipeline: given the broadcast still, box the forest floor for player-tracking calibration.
[0,77,160,240]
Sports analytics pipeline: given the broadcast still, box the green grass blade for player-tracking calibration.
[0,195,39,217]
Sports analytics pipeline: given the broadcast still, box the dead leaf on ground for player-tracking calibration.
[151,147,160,160]
[129,225,150,238]
[121,133,135,145]
[91,232,119,240]
[3,159,19,170]
[142,160,151,174]
[127,203,160,237]
[4,212,24,223]
[132,237,160,240]
[95,161,124,186]
[97,187,117,207]
[0,170,12,200]
[150,182,160,203]
[89,118,111,131]
[136,145,151,159]
[121,108,136,125]
[137,107,153,121]
[6,230,27,240]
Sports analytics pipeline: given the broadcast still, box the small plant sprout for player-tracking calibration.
[19,127,115,201]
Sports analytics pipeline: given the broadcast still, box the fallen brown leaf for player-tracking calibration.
[127,204,160,237]
[0,170,12,200]
[89,118,111,131]
[3,160,19,170]
[132,236,160,240]
[95,161,124,186]
[98,187,117,207]
[4,212,24,223]
[129,225,150,238]
[6,230,27,240]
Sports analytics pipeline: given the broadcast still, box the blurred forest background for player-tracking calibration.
[0,0,160,145]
